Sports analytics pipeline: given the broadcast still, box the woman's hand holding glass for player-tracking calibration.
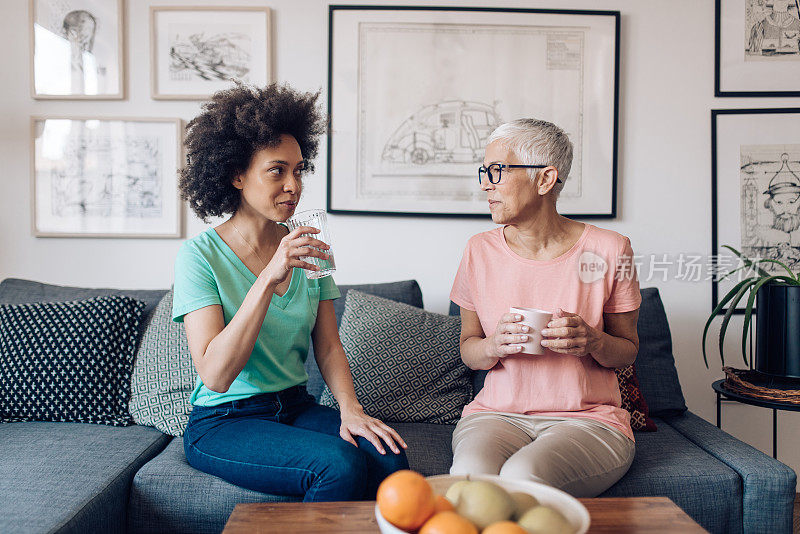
[260,226,330,286]
[486,313,531,359]
[540,308,602,357]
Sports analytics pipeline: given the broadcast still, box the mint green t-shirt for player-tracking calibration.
[172,227,340,406]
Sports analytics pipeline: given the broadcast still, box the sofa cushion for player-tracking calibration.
[305,280,424,400]
[602,416,741,534]
[391,422,455,477]
[128,439,293,534]
[615,364,657,431]
[0,296,144,426]
[130,290,196,436]
[319,291,471,425]
[0,422,170,534]
[635,288,687,416]
[0,278,167,332]
[129,420,453,534]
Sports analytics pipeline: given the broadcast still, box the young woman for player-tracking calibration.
[173,83,408,502]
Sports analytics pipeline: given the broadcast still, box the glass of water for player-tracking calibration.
[285,209,336,279]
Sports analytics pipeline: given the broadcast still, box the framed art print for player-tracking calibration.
[715,0,800,97]
[711,108,800,312]
[327,5,620,218]
[30,0,124,99]
[150,6,272,100]
[32,117,183,238]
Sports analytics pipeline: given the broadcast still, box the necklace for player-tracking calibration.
[230,220,269,269]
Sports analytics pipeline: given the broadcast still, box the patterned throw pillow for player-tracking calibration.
[0,296,144,426]
[615,364,657,431]
[129,289,196,436]
[319,290,471,425]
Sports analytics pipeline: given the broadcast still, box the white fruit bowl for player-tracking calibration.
[375,474,590,534]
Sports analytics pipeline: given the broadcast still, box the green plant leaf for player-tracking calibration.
[741,275,799,365]
[721,245,771,278]
[747,259,798,280]
[718,279,758,365]
[701,277,756,368]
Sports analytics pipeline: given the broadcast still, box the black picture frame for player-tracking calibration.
[711,108,800,314]
[715,0,800,97]
[327,5,620,218]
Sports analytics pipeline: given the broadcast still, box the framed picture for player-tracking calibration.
[30,0,124,99]
[711,108,800,312]
[150,6,272,100]
[715,0,800,97]
[31,117,183,238]
[327,5,620,218]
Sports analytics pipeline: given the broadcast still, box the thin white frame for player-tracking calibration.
[31,116,184,238]
[150,6,272,100]
[30,0,125,100]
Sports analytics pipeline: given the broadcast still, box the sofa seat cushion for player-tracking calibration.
[0,422,170,534]
[601,417,741,534]
[129,421,455,534]
[392,422,455,476]
[128,439,295,534]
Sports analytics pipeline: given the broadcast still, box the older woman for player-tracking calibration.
[449,118,640,497]
[173,83,407,502]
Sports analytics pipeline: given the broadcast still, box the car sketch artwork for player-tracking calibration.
[381,101,501,165]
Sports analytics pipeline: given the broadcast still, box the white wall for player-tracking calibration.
[2,0,800,480]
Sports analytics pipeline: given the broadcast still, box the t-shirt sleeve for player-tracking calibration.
[172,243,222,323]
[318,274,341,301]
[603,236,642,314]
[450,240,476,311]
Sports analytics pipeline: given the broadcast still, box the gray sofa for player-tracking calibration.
[0,277,796,534]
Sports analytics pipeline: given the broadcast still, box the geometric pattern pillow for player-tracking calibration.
[0,296,144,426]
[129,289,196,436]
[615,364,657,431]
[319,290,471,425]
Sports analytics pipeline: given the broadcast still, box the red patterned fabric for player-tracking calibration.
[615,364,657,431]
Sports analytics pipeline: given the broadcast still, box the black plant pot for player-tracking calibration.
[755,283,800,379]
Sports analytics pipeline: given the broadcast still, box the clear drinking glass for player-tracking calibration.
[285,209,336,279]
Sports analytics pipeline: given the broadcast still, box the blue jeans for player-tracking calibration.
[183,385,409,502]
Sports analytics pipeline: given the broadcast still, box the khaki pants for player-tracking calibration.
[450,412,635,498]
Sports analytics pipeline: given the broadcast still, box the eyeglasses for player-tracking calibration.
[477,163,562,185]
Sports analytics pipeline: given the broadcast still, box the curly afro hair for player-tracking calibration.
[179,82,326,222]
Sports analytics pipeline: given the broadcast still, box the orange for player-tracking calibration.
[433,494,455,513]
[376,470,436,531]
[419,511,478,534]
[482,521,528,534]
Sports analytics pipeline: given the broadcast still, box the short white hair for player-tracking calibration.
[487,118,573,196]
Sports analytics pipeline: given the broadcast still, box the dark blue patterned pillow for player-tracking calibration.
[320,290,471,424]
[0,296,145,426]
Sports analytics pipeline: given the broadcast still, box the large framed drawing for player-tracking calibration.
[327,6,620,218]
[150,6,272,100]
[711,108,800,313]
[31,117,183,238]
[30,0,124,99]
[715,0,800,97]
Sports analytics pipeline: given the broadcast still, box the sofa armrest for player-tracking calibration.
[665,411,796,534]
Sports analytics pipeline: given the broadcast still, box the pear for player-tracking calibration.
[509,491,540,520]
[517,505,574,534]
[444,480,471,506]
[455,480,515,530]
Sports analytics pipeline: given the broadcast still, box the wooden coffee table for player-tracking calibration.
[222,497,706,533]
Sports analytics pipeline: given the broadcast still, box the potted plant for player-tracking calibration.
[702,245,800,377]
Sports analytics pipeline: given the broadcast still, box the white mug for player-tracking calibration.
[509,306,553,355]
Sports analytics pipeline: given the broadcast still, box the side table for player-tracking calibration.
[712,378,800,459]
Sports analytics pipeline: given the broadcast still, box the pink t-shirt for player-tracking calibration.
[450,224,641,441]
